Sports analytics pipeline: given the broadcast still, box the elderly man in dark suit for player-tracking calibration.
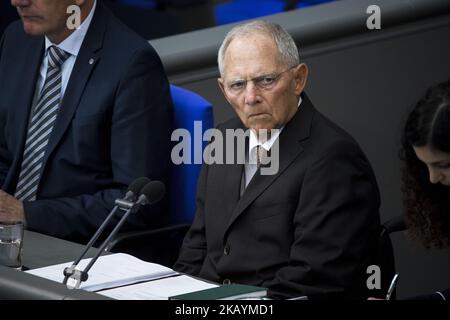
[0,0,172,243]
[174,20,381,299]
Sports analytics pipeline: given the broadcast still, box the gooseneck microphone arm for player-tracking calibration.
[62,178,166,290]
[63,199,140,289]
[65,177,149,269]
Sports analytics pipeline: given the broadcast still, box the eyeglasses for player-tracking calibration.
[224,65,298,96]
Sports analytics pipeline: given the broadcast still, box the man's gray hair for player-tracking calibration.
[218,20,300,77]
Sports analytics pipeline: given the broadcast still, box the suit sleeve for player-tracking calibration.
[23,47,172,242]
[264,139,381,299]
[0,30,9,187]
[173,163,209,275]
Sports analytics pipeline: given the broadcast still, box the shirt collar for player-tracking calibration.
[45,0,97,57]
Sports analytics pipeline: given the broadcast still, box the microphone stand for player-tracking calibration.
[62,196,148,290]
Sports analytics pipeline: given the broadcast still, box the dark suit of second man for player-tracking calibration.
[0,0,172,243]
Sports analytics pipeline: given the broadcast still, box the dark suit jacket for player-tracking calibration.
[0,1,18,39]
[0,3,172,243]
[174,95,381,299]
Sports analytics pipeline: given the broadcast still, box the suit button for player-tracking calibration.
[223,245,230,256]
[223,279,231,285]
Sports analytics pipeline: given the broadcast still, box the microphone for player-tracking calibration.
[384,215,406,234]
[115,177,150,210]
[380,215,406,238]
[135,180,165,207]
[66,177,149,267]
[124,177,151,201]
[62,178,165,290]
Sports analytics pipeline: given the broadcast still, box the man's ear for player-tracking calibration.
[293,63,308,95]
[218,78,232,105]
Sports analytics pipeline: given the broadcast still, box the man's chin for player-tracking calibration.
[246,117,275,130]
[21,20,46,36]
[247,121,275,130]
[248,124,276,132]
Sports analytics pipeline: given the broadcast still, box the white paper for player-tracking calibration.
[26,253,178,292]
[98,275,219,300]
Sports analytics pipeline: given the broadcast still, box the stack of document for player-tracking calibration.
[26,253,178,292]
[99,275,219,300]
[26,253,261,300]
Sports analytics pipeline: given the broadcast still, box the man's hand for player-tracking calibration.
[0,190,25,223]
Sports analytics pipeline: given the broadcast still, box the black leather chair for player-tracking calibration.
[367,215,406,299]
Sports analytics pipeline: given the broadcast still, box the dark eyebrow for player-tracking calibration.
[255,72,277,78]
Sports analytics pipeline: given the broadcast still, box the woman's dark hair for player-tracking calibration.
[400,79,450,248]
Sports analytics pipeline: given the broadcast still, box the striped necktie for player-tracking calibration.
[15,46,70,201]
[256,145,262,168]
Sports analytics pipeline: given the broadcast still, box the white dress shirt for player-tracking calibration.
[32,1,97,106]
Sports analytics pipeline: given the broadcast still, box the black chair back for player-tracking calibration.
[367,215,406,299]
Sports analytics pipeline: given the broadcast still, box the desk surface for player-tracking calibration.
[22,231,100,270]
[0,231,111,299]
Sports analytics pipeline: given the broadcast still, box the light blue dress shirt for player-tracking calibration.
[32,1,97,105]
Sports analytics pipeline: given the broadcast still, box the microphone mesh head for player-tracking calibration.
[141,181,165,205]
[128,177,151,196]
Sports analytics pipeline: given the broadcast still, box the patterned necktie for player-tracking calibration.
[256,145,265,168]
[15,46,69,201]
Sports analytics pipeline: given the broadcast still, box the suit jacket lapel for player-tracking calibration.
[215,161,244,224]
[214,120,246,229]
[225,94,316,232]
[4,37,44,191]
[41,4,107,172]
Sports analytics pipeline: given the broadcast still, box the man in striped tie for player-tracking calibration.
[0,0,172,243]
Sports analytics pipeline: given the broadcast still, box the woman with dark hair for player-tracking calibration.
[400,79,450,300]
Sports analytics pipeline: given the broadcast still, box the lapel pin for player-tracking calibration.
[89,58,95,65]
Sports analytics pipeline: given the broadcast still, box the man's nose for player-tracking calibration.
[244,81,260,105]
[11,0,30,8]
